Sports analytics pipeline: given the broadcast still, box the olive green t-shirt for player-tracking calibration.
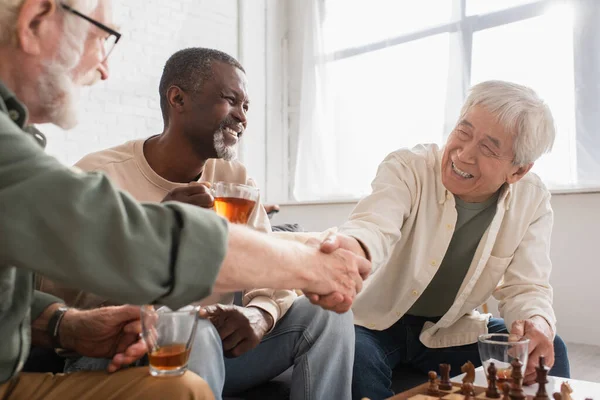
[408,192,500,317]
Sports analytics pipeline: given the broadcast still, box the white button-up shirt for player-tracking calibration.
[339,144,556,348]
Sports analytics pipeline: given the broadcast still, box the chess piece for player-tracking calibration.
[560,382,573,400]
[486,362,501,398]
[508,358,526,400]
[553,393,562,400]
[462,361,476,384]
[428,371,440,395]
[502,383,511,400]
[439,363,452,390]
[462,382,475,397]
[534,356,550,400]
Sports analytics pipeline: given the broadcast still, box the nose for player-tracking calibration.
[98,59,110,81]
[456,141,478,164]
[232,104,247,127]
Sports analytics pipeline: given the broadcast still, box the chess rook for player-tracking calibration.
[439,364,452,391]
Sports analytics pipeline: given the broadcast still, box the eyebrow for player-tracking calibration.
[458,119,473,128]
[485,135,501,148]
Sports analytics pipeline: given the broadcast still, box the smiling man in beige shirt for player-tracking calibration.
[39,48,356,400]
[322,81,570,399]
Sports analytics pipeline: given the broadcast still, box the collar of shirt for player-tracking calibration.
[0,80,47,148]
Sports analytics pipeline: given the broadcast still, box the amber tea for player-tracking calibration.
[214,197,256,224]
[149,344,191,370]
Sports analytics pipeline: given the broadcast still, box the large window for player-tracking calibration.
[286,0,600,202]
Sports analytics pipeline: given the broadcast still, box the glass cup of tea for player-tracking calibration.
[212,181,259,224]
[478,333,530,388]
[141,305,199,377]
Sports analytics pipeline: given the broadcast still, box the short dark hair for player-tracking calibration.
[158,47,245,126]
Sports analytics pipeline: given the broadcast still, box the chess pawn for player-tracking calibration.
[439,363,452,390]
[509,358,526,400]
[553,393,562,400]
[486,362,501,398]
[428,371,440,395]
[502,383,511,400]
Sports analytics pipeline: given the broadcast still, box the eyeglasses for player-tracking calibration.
[60,3,121,62]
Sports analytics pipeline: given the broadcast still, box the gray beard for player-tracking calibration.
[213,129,238,161]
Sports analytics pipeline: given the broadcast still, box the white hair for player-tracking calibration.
[459,80,556,166]
[0,0,97,45]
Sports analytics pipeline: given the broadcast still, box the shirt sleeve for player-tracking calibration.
[0,116,228,311]
[242,177,296,329]
[493,193,556,336]
[30,290,64,321]
[338,152,415,272]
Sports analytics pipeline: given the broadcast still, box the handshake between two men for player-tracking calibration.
[163,182,372,314]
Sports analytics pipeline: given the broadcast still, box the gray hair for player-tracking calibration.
[459,80,556,166]
[0,0,96,46]
[159,47,245,127]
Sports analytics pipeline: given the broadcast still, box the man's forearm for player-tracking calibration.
[31,303,64,348]
[213,224,315,293]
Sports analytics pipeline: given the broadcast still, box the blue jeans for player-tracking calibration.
[352,315,570,400]
[220,296,355,399]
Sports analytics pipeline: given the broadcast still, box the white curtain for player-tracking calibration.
[291,0,600,201]
[291,0,339,201]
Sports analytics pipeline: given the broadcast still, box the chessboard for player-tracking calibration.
[381,356,588,400]
[387,381,534,400]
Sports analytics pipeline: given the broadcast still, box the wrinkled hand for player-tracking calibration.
[199,304,273,358]
[304,234,372,313]
[161,182,214,208]
[60,305,146,373]
[510,317,554,385]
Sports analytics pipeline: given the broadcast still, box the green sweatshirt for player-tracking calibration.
[0,80,228,384]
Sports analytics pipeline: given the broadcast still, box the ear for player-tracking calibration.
[16,0,57,55]
[506,162,533,184]
[167,86,188,114]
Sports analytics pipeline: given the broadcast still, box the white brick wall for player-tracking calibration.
[42,0,240,166]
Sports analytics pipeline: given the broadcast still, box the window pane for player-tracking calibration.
[323,0,453,53]
[467,0,538,16]
[471,4,576,187]
[324,34,449,198]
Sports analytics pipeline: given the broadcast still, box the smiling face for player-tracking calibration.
[173,60,249,162]
[441,105,533,203]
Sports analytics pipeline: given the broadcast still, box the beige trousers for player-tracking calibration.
[0,367,214,400]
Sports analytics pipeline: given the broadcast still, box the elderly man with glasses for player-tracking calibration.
[0,1,371,399]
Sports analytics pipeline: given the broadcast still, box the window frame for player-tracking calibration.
[265,0,600,203]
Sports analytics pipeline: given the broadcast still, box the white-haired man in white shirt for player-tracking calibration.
[317,81,570,400]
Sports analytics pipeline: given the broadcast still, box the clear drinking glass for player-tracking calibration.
[212,182,259,224]
[141,305,199,377]
[478,333,530,388]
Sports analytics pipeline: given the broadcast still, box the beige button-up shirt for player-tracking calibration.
[39,138,296,328]
[339,144,556,348]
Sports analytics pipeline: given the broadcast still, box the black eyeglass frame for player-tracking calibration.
[60,3,121,59]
